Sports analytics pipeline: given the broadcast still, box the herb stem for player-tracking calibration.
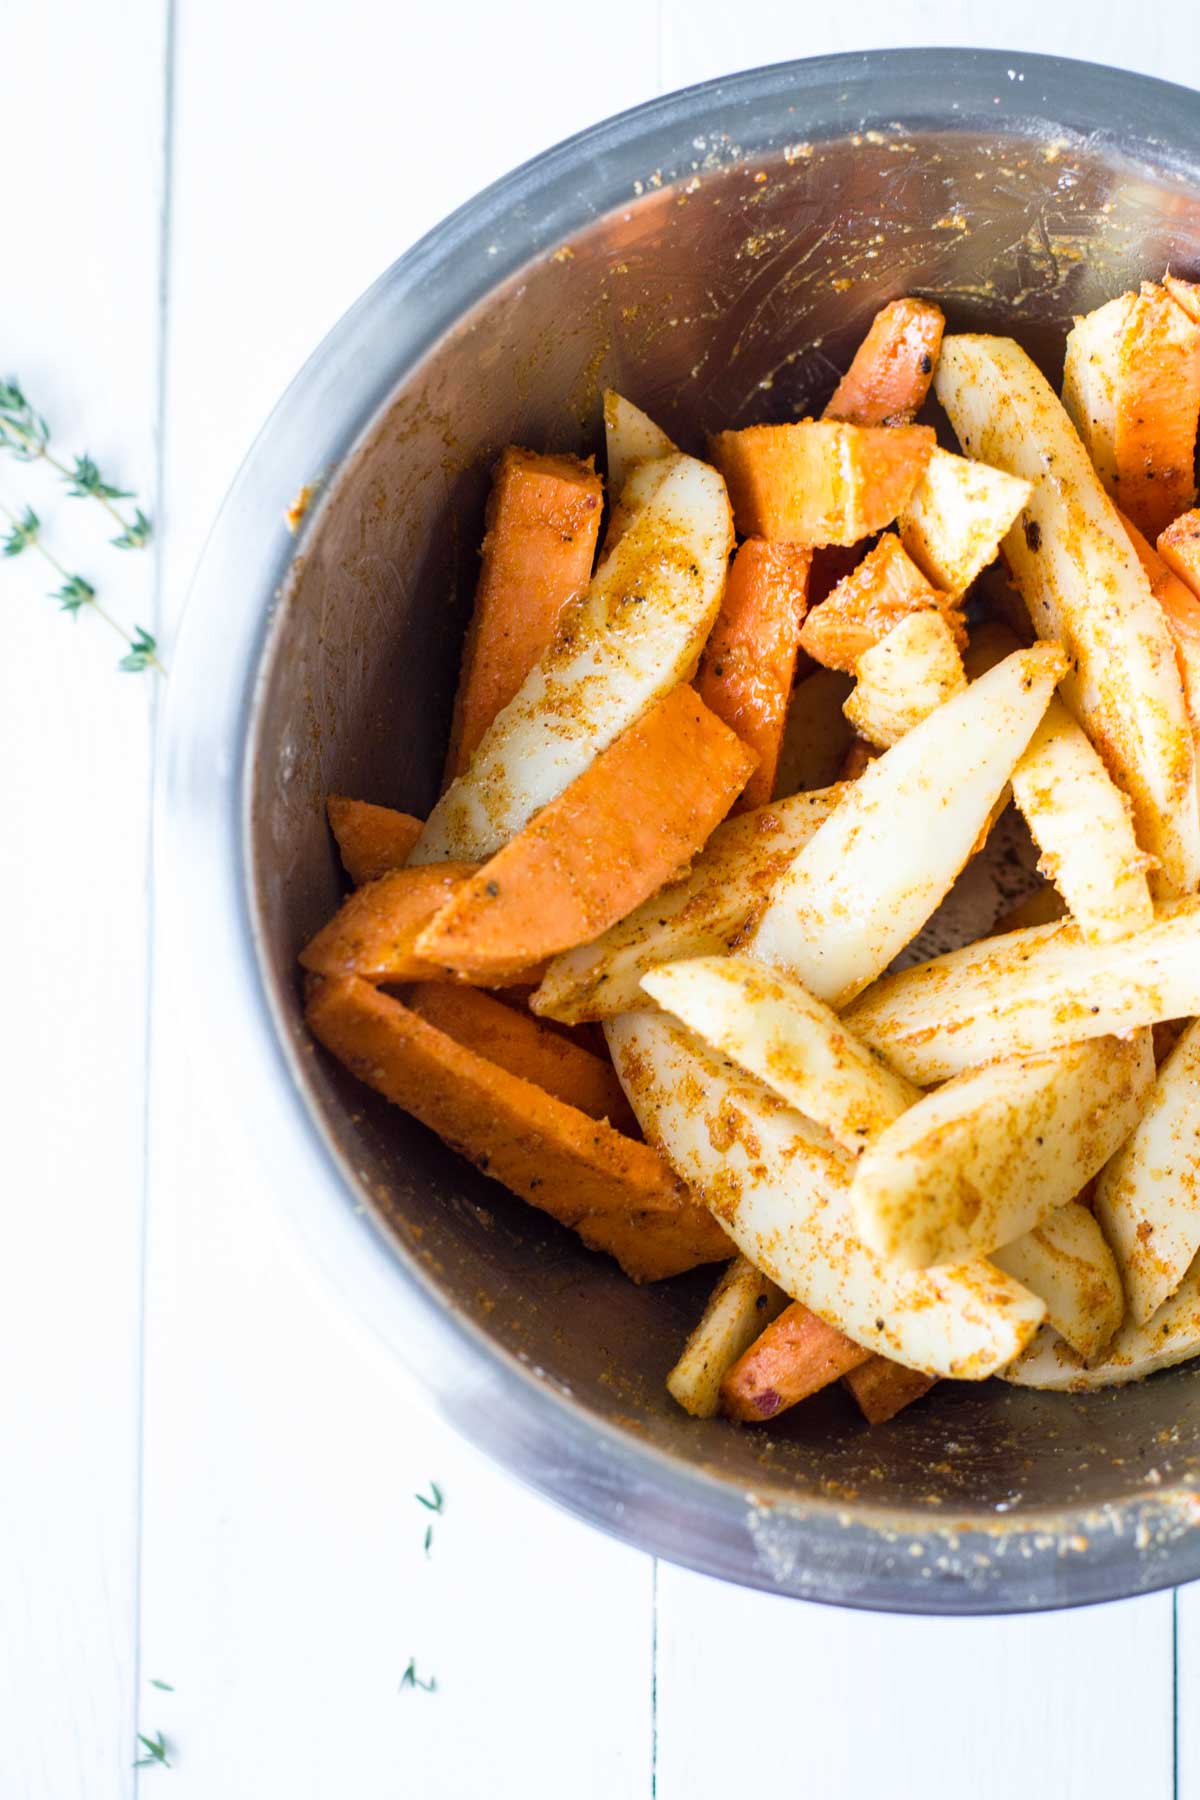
[0,497,166,674]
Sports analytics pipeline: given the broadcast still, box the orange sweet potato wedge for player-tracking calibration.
[824,297,946,426]
[405,982,637,1132]
[326,796,423,885]
[844,1356,937,1424]
[695,539,812,811]
[304,975,731,1281]
[1113,283,1200,537]
[445,447,603,779]
[720,1302,869,1422]
[798,532,965,673]
[300,864,544,986]
[415,684,757,977]
[711,421,935,546]
[1159,509,1200,600]
[1121,511,1200,738]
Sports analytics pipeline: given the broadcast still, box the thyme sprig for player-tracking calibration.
[415,1480,444,1557]
[399,1658,437,1695]
[0,379,151,548]
[0,496,163,674]
[134,1731,172,1769]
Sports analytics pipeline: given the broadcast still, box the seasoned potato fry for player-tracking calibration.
[666,1255,787,1419]
[1165,273,1200,325]
[773,666,856,793]
[935,333,1200,896]
[850,1035,1153,1270]
[992,1201,1125,1362]
[843,610,967,748]
[898,447,1031,597]
[326,796,423,885]
[798,532,963,674]
[745,643,1066,1007]
[1004,1254,1200,1389]
[710,420,935,545]
[1061,292,1130,492]
[1094,1019,1200,1326]
[412,453,732,863]
[603,390,675,496]
[1157,510,1200,617]
[531,786,847,1024]
[1064,282,1200,537]
[640,954,919,1153]
[844,899,1200,1084]
[607,1011,1046,1379]
[1009,698,1156,942]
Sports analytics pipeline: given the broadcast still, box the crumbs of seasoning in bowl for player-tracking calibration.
[285,478,321,534]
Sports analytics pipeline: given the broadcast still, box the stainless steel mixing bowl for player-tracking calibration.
[162,48,1200,1612]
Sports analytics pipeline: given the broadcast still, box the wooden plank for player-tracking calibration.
[655,1564,1176,1799]
[0,6,164,1798]
[139,1,660,1792]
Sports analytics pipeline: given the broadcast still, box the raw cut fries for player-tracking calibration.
[414,685,755,976]
[640,953,918,1154]
[1094,1020,1200,1326]
[412,453,732,864]
[326,796,423,885]
[531,786,846,1024]
[798,531,964,674]
[850,1035,1153,1270]
[666,1256,787,1419]
[302,271,1200,1444]
[746,642,1066,1008]
[607,1012,1045,1380]
[720,1302,869,1422]
[935,332,1200,896]
[305,976,730,1282]
[695,539,811,810]
[711,420,935,545]
[992,1201,1125,1363]
[842,609,966,748]
[444,447,602,778]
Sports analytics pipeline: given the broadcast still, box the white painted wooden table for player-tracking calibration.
[4,4,1198,1795]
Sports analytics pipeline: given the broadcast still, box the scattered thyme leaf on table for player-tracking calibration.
[149,1679,175,1693]
[399,1658,437,1695]
[415,1480,445,1555]
[134,1731,172,1769]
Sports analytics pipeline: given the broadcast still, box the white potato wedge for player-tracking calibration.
[935,333,1200,896]
[531,785,847,1024]
[666,1255,787,1418]
[898,446,1031,596]
[992,1201,1125,1362]
[601,454,675,556]
[773,666,856,794]
[844,898,1200,1084]
[412,454,733,863]
[1061,292,1131,491]
[1094,1019,1200,1326]
[1004,1254,1200,1389]
[607,1012,1045,1379]
[640,954,919,1153]
[746,642,1066,1008]
[1009,697,1156,942]
[851,1034,1153,1270]
[603,390,675,496]
[843,610,967,748]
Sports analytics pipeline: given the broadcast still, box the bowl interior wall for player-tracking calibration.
[250,121,1200,1522]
